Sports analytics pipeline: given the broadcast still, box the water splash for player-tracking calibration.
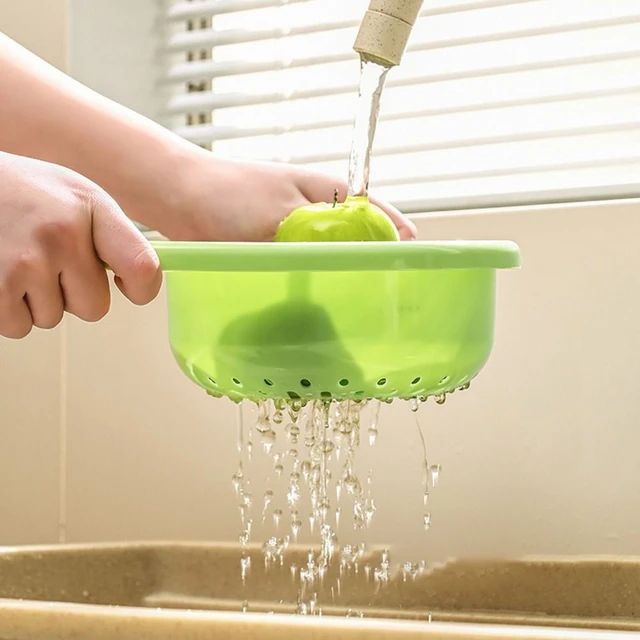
[232,397,444,617]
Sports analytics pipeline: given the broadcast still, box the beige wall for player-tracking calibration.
[56,203,640,562]
[0,0,68,68]
[2,197,640,555]
[0,0,68,544]
[0,2,639,561]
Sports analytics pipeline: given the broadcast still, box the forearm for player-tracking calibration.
[0,32,207,237]
[0,33,415,243]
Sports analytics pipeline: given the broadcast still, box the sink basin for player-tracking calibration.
[0,542,637,639]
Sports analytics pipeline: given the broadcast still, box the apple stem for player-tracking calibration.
[333,188,339,208]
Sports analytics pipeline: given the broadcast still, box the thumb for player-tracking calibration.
[368,194,418,241]
[91,191,162,305]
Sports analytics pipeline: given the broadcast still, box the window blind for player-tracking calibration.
[165,0,640,213]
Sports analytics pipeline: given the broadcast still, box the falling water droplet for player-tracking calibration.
[402,561,420,582]
[261,429,276,454]
[240,554,251,584]
[286,423,300,443]
[256,414,271,434]
[262,489,274,519]
[343,474,361,496]
[287,481,300,507]
[429,464,441,488]
[374,549,391,584]
[309,593,318,615]
[423,513,432,530]
[231,470,243,494]
[435,393,446,405]
[365,499,376,526]
[262,536,289,568]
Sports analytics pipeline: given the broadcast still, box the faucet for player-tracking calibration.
[353,0,424,67]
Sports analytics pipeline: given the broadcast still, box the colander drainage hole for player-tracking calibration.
[377,377,387,387]
[264,378,274,386]
[208,377,217,386]
[439,375,450,385]
[232,377,242,387]
[300,379,311,388]
[411,376,421,386]
[320,391,331,399]
[287,391,301,400]
[339,379,349,387]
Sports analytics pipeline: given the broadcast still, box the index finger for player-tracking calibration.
[90,191,162,305]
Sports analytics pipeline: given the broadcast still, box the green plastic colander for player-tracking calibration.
[152,241,520,403]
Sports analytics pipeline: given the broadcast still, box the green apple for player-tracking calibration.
[275,195,399,242]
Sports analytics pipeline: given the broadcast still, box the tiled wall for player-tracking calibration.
[1,1,639,559]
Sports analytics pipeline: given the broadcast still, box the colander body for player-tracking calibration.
[154,241,520,403]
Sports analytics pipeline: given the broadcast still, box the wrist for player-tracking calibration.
[155,150,246,241]
[122,137,199,238]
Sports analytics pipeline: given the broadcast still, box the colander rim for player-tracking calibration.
[152,240,520,272]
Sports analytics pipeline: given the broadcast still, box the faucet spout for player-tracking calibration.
[353,0,424,67]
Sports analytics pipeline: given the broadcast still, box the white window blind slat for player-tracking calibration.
[167,0,538,23]
[167,0,640,212]
[168,57,640,118]
[167,0,311,22]
[168,4,640,53]
[167,30,640,85]
[165,51,348,83]
[167,16,359,51]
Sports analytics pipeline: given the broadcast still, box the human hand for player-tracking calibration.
[0,152,161,339]
[0,35,415,246]
[158,151,417,242]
